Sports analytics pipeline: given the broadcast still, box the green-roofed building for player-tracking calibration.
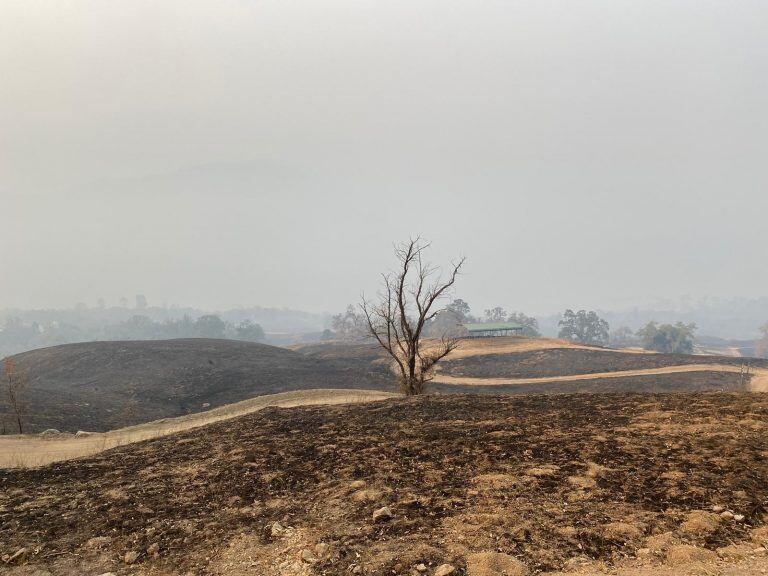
[462,322,524,338]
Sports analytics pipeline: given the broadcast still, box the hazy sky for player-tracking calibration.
[2,1,767,315]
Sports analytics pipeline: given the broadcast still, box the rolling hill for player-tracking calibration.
[294,337,768,394]
[3,393,768,575]
[7,336,767,434]
[2,339,391,433]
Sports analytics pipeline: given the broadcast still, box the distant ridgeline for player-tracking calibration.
[0,305,327,357]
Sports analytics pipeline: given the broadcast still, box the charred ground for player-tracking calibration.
[440,348,767,379]
[4,339,390,432]
[2,393,767,575]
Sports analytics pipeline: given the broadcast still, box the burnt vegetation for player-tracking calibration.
[1,393,767,574]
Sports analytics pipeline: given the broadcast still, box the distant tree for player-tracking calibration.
[3,358,28,433]
[558,309,609,346]
[234,319,265,342]
[428,298,473,337]
[484,307,508,323]
[446,299,472,322]
[194,315,227,339]
[361,238,465,396]
[637,321,697,354]
[331,305,366,340]
[135,294,148,310]
[506,311,540,337]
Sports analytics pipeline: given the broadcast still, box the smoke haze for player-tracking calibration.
[2,1,767,315]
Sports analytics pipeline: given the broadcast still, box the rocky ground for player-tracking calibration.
[2,393,768,575]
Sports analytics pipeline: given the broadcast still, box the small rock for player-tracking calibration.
[720,511,735,521]
[372,506,393,522]
[415,563,427,573]
[75,430,94,437]
[352,565,363,574]
[39,429,61,436]
[373,506,394,522]
[314,542,330,558]
[270,521,286,537]
[711,505,725,513]
[123,551,140,564]
[96,573,117,576]
[734,514,745,522]
[300,549,317,563]
[434,564,456,576]
[350,479,367,489]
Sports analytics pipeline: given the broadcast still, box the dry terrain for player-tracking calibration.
[2,393,768,576]
[0,389,396,468]
[3,339,391,432]
[8,336,763,435]
[296,337,768,394]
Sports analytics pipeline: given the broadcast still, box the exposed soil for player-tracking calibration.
[441,348,768,379]
[2,393,767,576]
[0,389,396,468]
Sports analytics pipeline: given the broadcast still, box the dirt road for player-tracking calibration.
[434,363,768,391]
[0,389,397,468]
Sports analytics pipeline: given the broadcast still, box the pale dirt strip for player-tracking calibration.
[433,364,768,392]
[0,389,398,469]
[441,337,660,359]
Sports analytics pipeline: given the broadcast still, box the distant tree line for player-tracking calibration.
[327,298,541,341]
[608,321,697,354]
[558,310,699,354]
[0,314,265,359]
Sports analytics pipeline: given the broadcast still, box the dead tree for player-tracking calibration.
[3,358,28,434]
[361,238,465,395]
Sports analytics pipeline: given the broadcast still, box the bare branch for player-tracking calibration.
[360,239,465,395]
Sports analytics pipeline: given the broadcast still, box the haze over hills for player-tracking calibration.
[2,295,768,360]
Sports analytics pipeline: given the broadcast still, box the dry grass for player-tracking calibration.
[0,389,398,468]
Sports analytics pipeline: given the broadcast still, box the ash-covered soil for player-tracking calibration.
[2,393,768,575]
[430,370,746,394]
[5,339,391,432]
[440,348,767,379]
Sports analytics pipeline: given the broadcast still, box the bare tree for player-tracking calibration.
[361,238,465,396]
[3,358,28,434]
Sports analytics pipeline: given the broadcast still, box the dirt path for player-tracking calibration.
[0,389,398,468]
[442,337,665,359]
[434,363,768,390]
